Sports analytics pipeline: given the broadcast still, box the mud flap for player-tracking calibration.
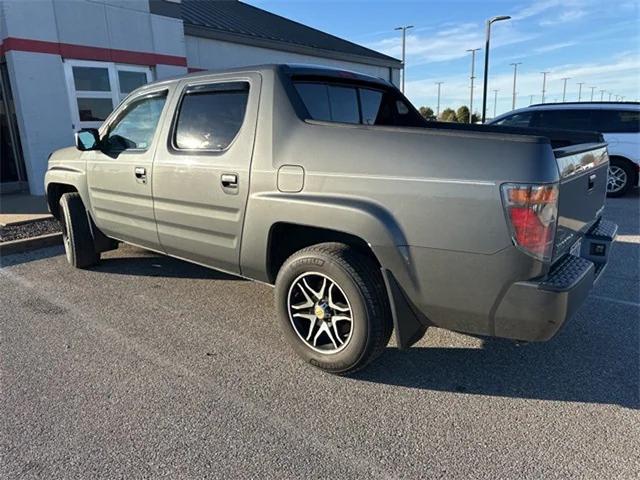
[381,268,428,349]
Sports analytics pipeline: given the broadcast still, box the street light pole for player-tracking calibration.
[600,89,605,101]
[466,48,481,123]
[493,89,499,118]
[608,92,612,101]
[561,77,570,102]
[530,94,535,105]
[395,25,414,93]
[541,71,549,104]
[481,15,511,123]
[510,62,521,110]
[577,82,585,101]
[590,86,596,101]
[436,81,444,117]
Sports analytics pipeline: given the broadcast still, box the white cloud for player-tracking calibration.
[539,9,587,26]
[404,52,640,116]
[533,41,578,54]
[367,22,535,66]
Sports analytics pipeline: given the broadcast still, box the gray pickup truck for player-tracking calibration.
[45,64,617,374]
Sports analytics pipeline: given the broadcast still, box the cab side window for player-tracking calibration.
[531,109,591,130]
[494,111,533,127]
[174,82,249,151]
[105,92,167,152]
[592,109,640,133]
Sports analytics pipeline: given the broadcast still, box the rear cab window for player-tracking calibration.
[292,78,425,128]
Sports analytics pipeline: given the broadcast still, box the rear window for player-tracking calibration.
[592,109,640,133]
[293,80,425,128]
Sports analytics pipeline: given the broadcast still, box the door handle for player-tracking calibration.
[134,166,147,183]
[588,173,596,190]
[221,173,238,188]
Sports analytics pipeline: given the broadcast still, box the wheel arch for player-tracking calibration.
[265,222,381,284]
[46,183,79,220]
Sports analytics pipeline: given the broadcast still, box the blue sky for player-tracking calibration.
[247,0,640,116]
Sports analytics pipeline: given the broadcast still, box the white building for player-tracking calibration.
[0,0,401,195]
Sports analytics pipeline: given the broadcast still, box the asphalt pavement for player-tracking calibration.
[1,191,638,479]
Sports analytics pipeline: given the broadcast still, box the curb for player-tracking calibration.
[0,214,53,228]
[0,232,63,256]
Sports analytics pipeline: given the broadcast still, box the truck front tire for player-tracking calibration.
[275,242,392,374]
[59,193,100,268]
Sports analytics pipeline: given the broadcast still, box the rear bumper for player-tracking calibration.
[493,219,618,341]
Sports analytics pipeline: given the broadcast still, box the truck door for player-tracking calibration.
[151,73,261,274]
[86,87,170,250]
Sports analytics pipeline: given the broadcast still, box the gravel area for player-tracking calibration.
[0,218,61,243]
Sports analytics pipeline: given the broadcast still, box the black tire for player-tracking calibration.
[275,242,393,374]
[607,158,634,197]
[59,193,100,268]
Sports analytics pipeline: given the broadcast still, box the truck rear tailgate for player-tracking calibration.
[552,143,609,261]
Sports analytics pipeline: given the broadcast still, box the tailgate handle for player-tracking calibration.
[588,173,596,190]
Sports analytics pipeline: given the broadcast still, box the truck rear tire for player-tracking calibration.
[59,193,100,268]
[275,242,392,374]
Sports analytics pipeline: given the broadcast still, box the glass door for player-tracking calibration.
[0,59,27,186]
[63,60,152,131]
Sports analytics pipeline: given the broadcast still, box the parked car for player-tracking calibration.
[45,65,617,374]
[490,102,640,197]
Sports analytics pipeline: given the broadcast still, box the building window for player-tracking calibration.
[63,60,153,130]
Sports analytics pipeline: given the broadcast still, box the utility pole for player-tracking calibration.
[608,92,612,101]
[466,48,481,123]
[481,15,511,123]
[395,25,414,93]
[493,89,499,118]
[541,71,549,104]
[436,81,444,117]
[600,89,605,101]
[561,77,570,102]
[510,62,522,110]
[590,86,596,101]
[577,82,585,101]
[530,94,535,105]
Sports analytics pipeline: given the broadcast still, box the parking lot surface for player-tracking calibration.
[1,191,638,479]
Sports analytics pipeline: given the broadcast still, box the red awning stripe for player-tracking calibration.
[0,37,187,67]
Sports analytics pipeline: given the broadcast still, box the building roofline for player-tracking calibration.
[184,24,402,69]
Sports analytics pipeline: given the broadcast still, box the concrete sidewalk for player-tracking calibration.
[0,193,51,226]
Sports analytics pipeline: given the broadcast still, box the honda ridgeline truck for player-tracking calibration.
[45,65,617,373]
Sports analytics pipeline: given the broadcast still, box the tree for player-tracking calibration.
[456,106,470,124]
[471,112,481,124]
[419,106,435,121]
[439,108,457,122]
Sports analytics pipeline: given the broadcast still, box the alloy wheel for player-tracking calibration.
[287,272,354,354]
[607,165,627,193]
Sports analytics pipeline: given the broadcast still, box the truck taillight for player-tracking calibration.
[501,183,559,262]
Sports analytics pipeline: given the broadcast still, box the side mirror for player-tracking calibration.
[75,128,100,151]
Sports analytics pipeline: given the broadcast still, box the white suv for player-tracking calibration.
[491,102,640,197]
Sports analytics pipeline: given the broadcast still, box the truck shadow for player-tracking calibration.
[94,252,244,281]
[352,310,639,408]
